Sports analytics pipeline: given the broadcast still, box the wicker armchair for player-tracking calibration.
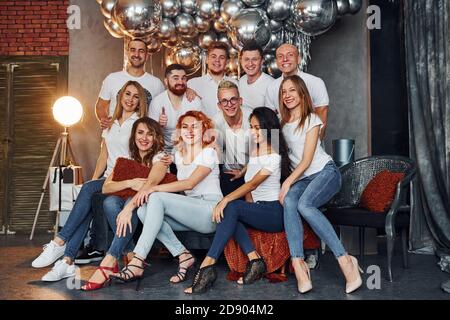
[325,155,417,282]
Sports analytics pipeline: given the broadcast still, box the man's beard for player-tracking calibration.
[168,84,187,96]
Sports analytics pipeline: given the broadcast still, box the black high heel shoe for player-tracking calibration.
[170,251,196,283]
[110,256,148,284]
[185,264,217,294]
[241,258,267,285]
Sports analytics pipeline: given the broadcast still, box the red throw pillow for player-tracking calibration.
[360,170,405,212]
[108,157,177,199]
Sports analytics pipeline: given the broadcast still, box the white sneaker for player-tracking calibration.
[41,259,76,282]
[31,240,66,268]
[306,253,319,269]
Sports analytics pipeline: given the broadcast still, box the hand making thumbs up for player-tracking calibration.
[159,106,168,127]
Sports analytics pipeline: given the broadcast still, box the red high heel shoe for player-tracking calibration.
[81,264,119,291]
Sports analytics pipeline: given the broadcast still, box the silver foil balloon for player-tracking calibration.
[241,0,266,8]
[181,0,197,15]
[112,0,162,38]
[103,17,124,38]
[147,37,162,53]
[263,31,283,51]
[158,18,176,40]
[198,30,218,49]
[283,15,296,32]
[226,56,240,79]
[348,0,362,14]
[195,15,211,32]
[270,19,283,32]
[267,0,291,22]
[162,0,181,18]
[175,13,196,35]
[162,33,180,47]
[196,0,219,20]
[263,51,275,62]
[217,33,231,47]
[167,42,202,75]
[229,46,239,57]
[290,0,337,36]
[214,16,228,33]
[181,27,199,40]
[220,0,245,22]
[101,0,116,19]
[265,56,281,78]
[228,8,271,50]
[336,0,350,16]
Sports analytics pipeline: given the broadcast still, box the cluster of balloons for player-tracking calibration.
[98,0,363,77]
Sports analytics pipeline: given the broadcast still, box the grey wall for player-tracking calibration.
[69,0,123,180]
[68,0,370,179]
[308,0,370,159]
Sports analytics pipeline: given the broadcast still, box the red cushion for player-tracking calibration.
[108,157,177,199]
[224,222,320,274]
[360,170,405,212]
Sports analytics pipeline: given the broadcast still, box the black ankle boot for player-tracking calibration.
[189,265,217,294]
[242,258,267,284]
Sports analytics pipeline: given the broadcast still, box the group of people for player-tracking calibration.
[31,38,363,295]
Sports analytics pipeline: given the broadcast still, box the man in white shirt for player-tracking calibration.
[238,43,274,110]
[95,39,165,130]
[213,80,251,196]
[265,43,329,139]
[149,64,203,156]
[188,41,238,119]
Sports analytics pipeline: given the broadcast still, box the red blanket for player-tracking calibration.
[224,222,320,282]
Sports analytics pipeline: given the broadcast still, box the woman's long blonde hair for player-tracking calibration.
[111,81,148,122]
[279,75,314,132]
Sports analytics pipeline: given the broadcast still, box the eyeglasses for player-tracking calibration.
[218,97,239,107]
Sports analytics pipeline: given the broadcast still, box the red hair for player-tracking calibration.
[174,111,215,150]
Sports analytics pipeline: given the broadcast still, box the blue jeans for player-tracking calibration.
[207,200,284,260]
[103,196,138,259]
[58,178,105,259]
[283,161,346,259]
[91,193,113,251]
[134,192,221,259]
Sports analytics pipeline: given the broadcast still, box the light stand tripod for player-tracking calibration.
[29,127,77,240]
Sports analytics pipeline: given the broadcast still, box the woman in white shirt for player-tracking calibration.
[81,117,169,291]
[110,111,223,285]
[279,75,362,294]
[184,107,291,295]
[32,81,147,282]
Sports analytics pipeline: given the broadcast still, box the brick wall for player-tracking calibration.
[0,0,69,56]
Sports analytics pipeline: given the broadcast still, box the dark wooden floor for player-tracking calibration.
[1,234,449,300]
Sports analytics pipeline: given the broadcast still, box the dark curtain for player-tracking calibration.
[404,0,450,271]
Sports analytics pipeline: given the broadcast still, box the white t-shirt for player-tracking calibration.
[283,113,333,179]
[149,90,203,153]
[244,153,281,202]
[103,113,139,177]
[265,70,329,113]
[187,73,238,119]
[238,72,274,110]
[213,106,252,171]
[175,147,223,198]
[99,70,165,116]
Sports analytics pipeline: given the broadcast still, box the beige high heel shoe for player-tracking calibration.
[296,259,313,294]
[345,256,363,294]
